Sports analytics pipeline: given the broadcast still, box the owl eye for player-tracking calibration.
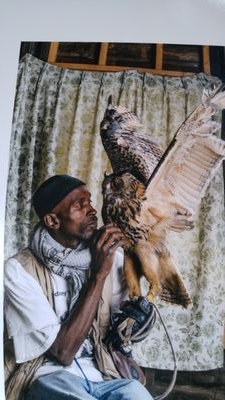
[108,109,116,118]
[111,178,123,190]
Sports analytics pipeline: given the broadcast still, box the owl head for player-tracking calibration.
[102,172,145,202]
[100,96,142,133]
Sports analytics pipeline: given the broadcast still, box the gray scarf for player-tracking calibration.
[31,224,91,311]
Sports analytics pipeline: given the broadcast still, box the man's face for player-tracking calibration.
[52,185,98,242]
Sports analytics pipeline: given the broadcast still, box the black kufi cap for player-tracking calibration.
[32,175,85,219]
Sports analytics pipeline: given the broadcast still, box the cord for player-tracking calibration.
[151,303,177,400]
[74,357,92,393]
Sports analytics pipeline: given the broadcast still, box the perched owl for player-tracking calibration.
[101,86,225,307]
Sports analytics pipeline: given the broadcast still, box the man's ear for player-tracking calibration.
[43,213,60,230]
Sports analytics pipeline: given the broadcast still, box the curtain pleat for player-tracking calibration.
[4,54,225,370]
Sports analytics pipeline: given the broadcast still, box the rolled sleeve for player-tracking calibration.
[13,325,61,363]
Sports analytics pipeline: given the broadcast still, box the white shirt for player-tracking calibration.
[4,248,126,382]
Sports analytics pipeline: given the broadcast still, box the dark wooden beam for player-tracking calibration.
[19,42,50,61]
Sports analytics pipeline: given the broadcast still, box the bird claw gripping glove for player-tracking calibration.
[106,296,157,356]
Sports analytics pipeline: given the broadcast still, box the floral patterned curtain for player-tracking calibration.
[5,54,225,370]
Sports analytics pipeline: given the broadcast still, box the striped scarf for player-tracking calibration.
[30,224,91,311]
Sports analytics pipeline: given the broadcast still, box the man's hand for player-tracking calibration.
[91,224,125,279]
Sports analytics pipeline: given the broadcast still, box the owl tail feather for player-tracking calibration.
[135,242,192,308]
[160,287,192,308]
[159,268,192,309]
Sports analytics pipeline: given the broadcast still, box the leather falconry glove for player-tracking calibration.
[106,296,156,356]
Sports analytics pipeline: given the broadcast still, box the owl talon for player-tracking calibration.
[146,293,155,303]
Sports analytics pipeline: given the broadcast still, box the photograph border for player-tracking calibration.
[1,1,225,397]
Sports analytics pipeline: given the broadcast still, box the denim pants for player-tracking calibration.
[24,370,153,400]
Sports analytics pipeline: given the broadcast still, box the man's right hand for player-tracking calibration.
[91,224,125,280]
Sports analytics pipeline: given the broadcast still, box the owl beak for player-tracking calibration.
[108,95,113,106]
[100,121,109,131]
[104,171,110,178]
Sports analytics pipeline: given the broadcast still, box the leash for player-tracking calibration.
[152,303,177,400]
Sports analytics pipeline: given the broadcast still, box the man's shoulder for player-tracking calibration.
[5,247,54,303]
[6,247,32,262]
[13,247,35,263]
[5,247,45,283]
[5,248,38,271]
[4,249,37,288]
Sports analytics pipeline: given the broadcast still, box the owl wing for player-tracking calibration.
[144,85,225,218]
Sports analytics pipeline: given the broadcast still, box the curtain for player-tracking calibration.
[5,54,225,370]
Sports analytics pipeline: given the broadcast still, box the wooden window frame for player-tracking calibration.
[48,42,211,76]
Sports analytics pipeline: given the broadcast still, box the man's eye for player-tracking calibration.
[72,201,82,209]
[73,198,91,209]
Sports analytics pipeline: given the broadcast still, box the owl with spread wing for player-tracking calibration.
[100,86,225,308]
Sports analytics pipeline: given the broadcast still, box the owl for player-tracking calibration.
[101,86,225,307]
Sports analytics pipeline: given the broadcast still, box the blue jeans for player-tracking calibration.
[24,370,153,400]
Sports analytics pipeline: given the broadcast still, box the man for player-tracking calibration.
[4,175,153,400]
